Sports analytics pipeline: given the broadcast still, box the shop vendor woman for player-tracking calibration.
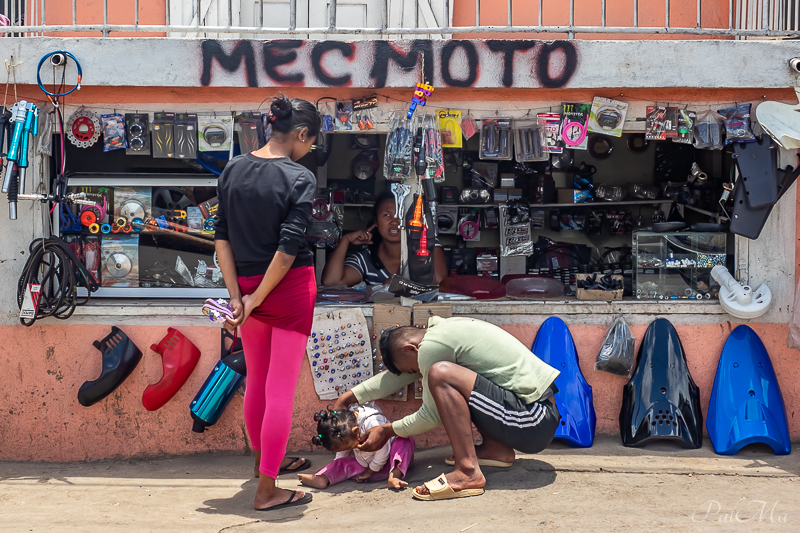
[321,192,448,286]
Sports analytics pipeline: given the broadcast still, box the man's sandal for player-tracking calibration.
[444,458,513,468]
[411,474,485,501]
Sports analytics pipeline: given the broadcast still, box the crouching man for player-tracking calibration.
[333,316,560,501]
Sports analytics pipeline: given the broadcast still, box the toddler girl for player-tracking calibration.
[298,403,414,490]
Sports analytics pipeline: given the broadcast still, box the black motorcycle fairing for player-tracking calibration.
[78,327,143,407]
[619,318,703,449]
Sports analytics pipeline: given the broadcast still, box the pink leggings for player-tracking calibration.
[240,318,308,479]
[315,437,415,485]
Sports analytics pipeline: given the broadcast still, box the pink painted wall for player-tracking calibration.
[455,0,730,39]
[1,320,798,462]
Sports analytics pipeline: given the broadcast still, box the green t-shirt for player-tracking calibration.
[351,316,560,438]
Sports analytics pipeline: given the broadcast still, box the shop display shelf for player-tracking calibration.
[633,231,727,300]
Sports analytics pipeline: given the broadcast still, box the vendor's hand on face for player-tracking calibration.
[346,224,376,246]
[357,423,395,452]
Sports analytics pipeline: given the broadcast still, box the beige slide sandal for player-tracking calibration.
[445,457,513,468]
[412,474,485,501]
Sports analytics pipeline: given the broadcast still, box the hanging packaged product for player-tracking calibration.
[645,106,667,140]
[336,101,353,131]
[236,111,264,153]
[353,95,378,131]
[152,112,175,158]
[67,107,101,148]
[514,120,548,162]
[461,113,479,140]
[125,113,151,155]
[480,117,513,160]
[422,114,445,182]
[384,113,414,181]
[537,112,564,154]
[560,103,591,150]
[198,114,233,152]
[588,97,628,137]
[174,113,198,160]
[436,110,463,148]
[101,113,128,152]
[674,109,696,144]
[693,110,726,150]
[718,103,756,145]
[317,97,337,132]
[499,202,533,257]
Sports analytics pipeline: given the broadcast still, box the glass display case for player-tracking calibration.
[62,174,228,298]
[633,232,726,300]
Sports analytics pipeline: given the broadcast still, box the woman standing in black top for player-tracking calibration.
[215,96,320,511]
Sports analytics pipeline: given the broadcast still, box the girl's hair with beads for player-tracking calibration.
[311,408,358,450]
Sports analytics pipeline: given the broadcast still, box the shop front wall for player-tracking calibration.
[2,62,800,460]
[1,320,799,462]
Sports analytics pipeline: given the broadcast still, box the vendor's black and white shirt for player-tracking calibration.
[344,249,392,285]
[344,241,441,285]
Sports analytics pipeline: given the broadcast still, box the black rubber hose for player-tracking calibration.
[16,236,99,326]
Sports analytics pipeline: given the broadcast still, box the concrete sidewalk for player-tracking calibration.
[2,437,798,532]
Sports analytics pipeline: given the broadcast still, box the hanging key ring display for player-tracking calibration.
[37,51,83,101]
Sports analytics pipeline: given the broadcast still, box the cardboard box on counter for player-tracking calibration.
[576,273,623,301]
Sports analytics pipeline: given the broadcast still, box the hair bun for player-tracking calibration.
[270,96,293,121]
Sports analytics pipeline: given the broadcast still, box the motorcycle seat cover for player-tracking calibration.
[532,317,595,447]
[142,328,202,411]
[619,318,703,449]
[707,325,790,455]
[78,327,143,407]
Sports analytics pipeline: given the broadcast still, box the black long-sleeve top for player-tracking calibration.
[215,153,316,276]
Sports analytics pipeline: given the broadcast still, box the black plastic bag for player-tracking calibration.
[595,317,636,377]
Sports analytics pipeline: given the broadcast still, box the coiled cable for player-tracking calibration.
[16,236,99,326]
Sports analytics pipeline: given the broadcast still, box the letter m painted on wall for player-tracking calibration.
[201,40,258,87]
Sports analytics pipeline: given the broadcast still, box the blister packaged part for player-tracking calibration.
[101,113,128,152]
[514,120,548,162]
[480,117,513,160]
[718,103,756,145]
[384,114,413,181]
[595,316,636,377]
[692,110,725,150]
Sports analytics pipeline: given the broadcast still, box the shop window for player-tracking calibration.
[55,114,768,305]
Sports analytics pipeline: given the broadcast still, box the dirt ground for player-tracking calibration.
[2,437,798,533]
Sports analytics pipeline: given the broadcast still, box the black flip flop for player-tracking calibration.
[279,457,312,475]
[256,490,312,512]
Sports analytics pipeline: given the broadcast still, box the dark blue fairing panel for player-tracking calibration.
[707,325,790,455]
[619,318,703,448]
[533,317,596,447]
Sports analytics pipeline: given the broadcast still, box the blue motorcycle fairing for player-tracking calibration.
[532,316,596,447]
[619,318,703,449]
[707,325,790,455]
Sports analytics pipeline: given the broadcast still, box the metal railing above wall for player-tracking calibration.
[2,0,800,38]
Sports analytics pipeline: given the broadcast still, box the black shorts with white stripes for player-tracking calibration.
[468,374,560,454]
